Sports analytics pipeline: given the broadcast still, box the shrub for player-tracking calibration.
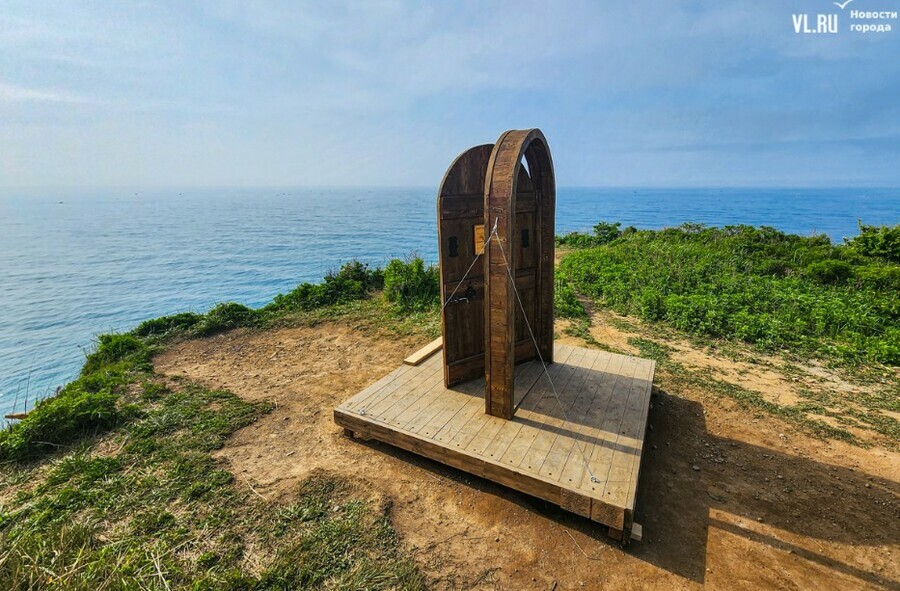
[132,312,202,337]
[559,222,900,365]
[846,221,900,262]
[593,221,623,245]
[383,257,439,312]
[325,260,384,292]
[195,302,257,336]
[321,260,384,304]
[855,264,900,291]
[638,288,666,321]
[556,232,597,248]
[864,327,900,365]
[82,333,151,375]
[269,282,326,312]
[267,260,383,312]
[554,276,585,319]
[556,220,629,248]
[805,259,853,285]
[0,386,121,461]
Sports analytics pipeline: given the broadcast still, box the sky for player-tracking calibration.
[1,1,898,188]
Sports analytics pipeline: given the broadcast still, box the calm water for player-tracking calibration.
[1,187,898,417]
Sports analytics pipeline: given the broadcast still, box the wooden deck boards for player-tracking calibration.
[334,343,655,535]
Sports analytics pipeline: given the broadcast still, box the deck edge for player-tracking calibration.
[334,405,627,531]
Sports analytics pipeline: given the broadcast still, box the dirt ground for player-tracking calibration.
[154,320,899,591]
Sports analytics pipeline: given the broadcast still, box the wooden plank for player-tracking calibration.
[468,359,544,458]
[414,376,484,439]
[353,351,441,413]
[510,346,588,466]
[516,347,596,474]
[400,356,502,434]
[560,488,593,518]
[436,356,544,448]
[624,360,656,510]
[367,358,446,425]
[481,346,576,465]
[513,360,543,408]
[354,354,442,421]
[602,356,650,506]
[403,337,442,366]
[390,369,456,429]
[554,351,615,488]
[336,409,566,507]
[587,357,642,499]
[500,347,586,468]
[433,384,489,444]
[450,353,544,455]
[340,362,415,412]
[631,522,643,542]
[334,344,655,532]
[591,498,625,530]
[537,348,611,482]
[572,353,631,494]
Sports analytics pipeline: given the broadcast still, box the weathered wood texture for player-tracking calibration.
[438,144,493,386]
[483,129,555,419]
[437,130,555,418]
[403,338,443,366]
[334,343,655,533]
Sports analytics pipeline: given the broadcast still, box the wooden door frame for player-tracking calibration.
[483,129,555,419]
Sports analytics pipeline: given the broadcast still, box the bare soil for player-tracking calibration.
[154,320,899,590]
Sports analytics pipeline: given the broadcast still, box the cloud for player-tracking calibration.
[1,1,898,187]
[0,82,86,104]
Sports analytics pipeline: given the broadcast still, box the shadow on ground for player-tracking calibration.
[351,387,899,588]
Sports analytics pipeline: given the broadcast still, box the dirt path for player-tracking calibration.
[154,322,899,590]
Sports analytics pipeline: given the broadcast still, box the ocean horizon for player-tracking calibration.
[1,186,898,418]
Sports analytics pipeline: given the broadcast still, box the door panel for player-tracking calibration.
[438,136,553,386]
[513,169,539,363]
[438,144,492,386]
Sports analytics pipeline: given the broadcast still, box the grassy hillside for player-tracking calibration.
[0,260,435,591]
[557,222,899,365]
[1,223,897,588]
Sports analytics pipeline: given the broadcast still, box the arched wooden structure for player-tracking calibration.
[335,129,656,543]
[483,129,555,418]
[437,129,555,419]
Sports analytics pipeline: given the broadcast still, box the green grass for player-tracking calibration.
[0,334,151,462]
[625,336,861,444]
[0,258,438,590]
[3,222,896,587]
[0,364,423,590]
[129,257,441,343]
[559,222,900,365]
[382,257,440,312]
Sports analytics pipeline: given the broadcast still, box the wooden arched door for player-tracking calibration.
[437,129,555,419]
[437,144,493,387]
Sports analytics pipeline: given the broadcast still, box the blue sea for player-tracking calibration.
[1,187,898,418]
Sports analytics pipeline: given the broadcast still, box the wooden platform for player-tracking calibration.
[334,343,656,538]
